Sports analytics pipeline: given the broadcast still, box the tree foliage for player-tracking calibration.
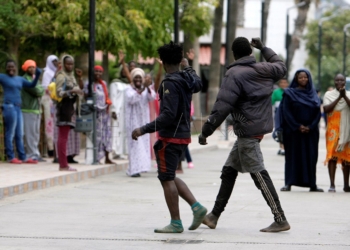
[305,9,350,91]
[180,0,216,38]
[0,0,216,69]
[0,0,173,62]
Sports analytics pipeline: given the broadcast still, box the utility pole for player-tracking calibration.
[260,0,265,62]
[174,0,179,43]
[224,0,233,141]
[88,0,98,164]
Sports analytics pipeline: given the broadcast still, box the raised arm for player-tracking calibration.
[154,59,163,92]
[180,58,202,94]
[119,51,132,84]
[22,68,42,88]
[251,38,287,81]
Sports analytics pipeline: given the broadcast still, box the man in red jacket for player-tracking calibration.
[132,41,207,233]
[199,37,290,233]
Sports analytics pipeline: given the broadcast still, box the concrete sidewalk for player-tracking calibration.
[0,131,233,200]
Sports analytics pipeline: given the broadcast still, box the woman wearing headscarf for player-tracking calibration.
[41,55,59,156]
[84,65,113,163]
[0,59,41,164]
[55,55,83,171]
[279,69,323,192]
[324,74,350,192]
[21,60,45,162]
[125,68,156,177]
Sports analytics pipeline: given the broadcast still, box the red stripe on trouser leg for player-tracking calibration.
[57,125,70,168]
[159,142,167,173]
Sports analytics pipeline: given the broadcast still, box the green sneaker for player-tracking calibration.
[188,205,207,230]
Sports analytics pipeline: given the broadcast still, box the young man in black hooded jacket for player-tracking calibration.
[199,37,291,233]
[132,41,207,233]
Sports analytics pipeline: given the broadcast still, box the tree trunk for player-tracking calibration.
[183,34,202,132]
[263,0,271,44]
[75,53,89,81]
[228,0,239,64]
[7,37,20,66]
[287,0,311,75]
[207,0,224,113]
[237,0,245,27]
[102,51,109,82]
[192,38,203,134]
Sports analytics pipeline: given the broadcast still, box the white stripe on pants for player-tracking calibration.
[253,171,284,222]
[23,113,41,159]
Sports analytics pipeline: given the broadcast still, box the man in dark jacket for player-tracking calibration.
[132,41,207,233]
[199,37,290,232]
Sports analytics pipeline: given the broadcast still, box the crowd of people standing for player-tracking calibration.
[274,70,350,193]
[0,51,196,176]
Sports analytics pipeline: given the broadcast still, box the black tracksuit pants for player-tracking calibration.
[212,166,287,223]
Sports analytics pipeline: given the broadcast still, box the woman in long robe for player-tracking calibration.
[324,74,350,192]
[84,65,113,163]
[280,69,323,192]
[125,68,156,177]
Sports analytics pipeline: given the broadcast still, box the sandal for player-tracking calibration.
[328,187,336,193]
[280,185,291,191]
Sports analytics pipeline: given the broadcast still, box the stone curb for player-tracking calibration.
[0,163,128,200]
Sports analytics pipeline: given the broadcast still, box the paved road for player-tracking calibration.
[0,133,349,250]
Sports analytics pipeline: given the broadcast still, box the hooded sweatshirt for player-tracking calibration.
[42,55,58,89]
[141,66,202,140]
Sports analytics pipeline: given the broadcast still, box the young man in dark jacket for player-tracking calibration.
[199,37,290,232]
[132,41,207,233]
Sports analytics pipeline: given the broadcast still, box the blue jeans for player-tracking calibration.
[185,146,192,163]
[2,103,26,161]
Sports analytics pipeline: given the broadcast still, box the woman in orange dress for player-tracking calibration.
[324,74,350,192]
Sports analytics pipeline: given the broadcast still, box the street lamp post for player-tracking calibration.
[88,0,98,164]
[260,0,265,62]
[343,23,350,75]
[174,0,179,44]
[224,0,233,141]
[286,1,306,79]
